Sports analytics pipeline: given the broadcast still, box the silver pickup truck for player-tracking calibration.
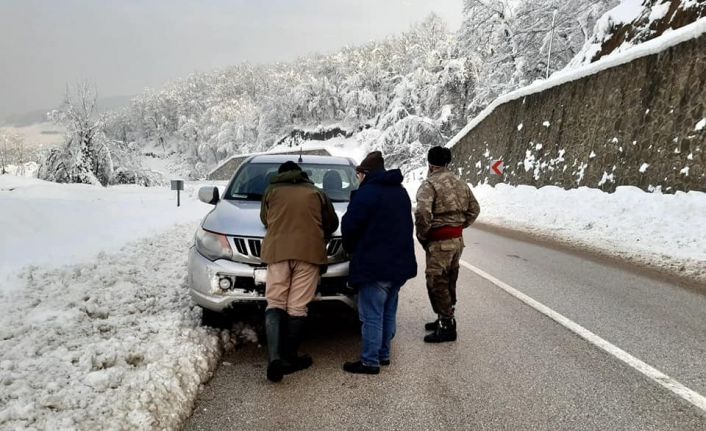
[187,154,358,325]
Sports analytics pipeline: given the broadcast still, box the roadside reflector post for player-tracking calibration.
[171,180,184,207]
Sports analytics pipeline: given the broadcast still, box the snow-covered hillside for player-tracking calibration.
[79,1,618,181]
[569,0,706,66]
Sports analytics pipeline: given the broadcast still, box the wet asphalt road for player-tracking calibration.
[184,227,706,430]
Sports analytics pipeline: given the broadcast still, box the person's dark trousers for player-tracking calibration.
[265,308,287,382]
[357,280,403,367]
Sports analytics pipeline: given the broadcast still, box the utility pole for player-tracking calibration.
[546,9,558,79]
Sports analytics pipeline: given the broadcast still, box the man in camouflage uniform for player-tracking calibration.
[415,146,480,343]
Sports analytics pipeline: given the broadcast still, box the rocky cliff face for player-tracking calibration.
[571,0,706,66]
[450,31,705,193]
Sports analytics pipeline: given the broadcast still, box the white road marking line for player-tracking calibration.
[459,259,706,414]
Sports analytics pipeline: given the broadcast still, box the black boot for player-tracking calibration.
[424,319,439,331]
[265,308,286,382]
[282,315,313,375]
[343,360,380,375]
[424,318,457,343]
[425,316,457,331]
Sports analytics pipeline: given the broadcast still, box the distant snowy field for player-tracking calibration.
[1,122,65,150]
[405,177,706,283]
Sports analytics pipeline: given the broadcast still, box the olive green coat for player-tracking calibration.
[260,170,339,265]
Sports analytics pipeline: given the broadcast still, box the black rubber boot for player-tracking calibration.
[282,315,313,375]
[424,318,457,343]
[265,308,286,382]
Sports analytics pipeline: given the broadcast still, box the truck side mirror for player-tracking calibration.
[198,186,220,205]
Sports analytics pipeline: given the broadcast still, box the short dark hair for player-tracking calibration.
[278,161,302,174]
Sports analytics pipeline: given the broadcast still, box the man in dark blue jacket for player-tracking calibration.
[341,151,417,374]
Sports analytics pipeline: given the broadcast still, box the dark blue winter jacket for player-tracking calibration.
[342,169,417,287]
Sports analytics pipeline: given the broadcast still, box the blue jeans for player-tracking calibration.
[358,280,403,367]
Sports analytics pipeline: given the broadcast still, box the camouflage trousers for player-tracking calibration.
[424,237,463,319]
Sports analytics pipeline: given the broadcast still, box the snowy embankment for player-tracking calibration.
[0,176,216,292]
[0,176,252,429]
[405,177,706,283]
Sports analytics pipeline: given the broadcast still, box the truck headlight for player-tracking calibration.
[195,228,233,261]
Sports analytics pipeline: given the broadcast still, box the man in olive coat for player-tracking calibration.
[260,161,338,382]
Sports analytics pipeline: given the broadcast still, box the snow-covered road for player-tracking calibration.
[1,172,704,429]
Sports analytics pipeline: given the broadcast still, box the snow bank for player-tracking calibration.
[0,177,261,429]
[0,175,216,292]
[405,179,706,282]
[447,17,706,148]
[0,223,230,430]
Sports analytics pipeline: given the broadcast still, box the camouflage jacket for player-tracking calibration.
[414,168,480,243]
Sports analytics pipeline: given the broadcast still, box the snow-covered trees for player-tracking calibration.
[39,84,114,186]
[94,2,618,179]
[459,0,616,113]
[0,131,24,175]
[38,84,157,186]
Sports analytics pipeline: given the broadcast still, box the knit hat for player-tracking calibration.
[356,151,385,174]
[278,161,302,174]
[428,146,452,167]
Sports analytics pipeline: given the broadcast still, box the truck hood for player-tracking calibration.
[201,199,347,237]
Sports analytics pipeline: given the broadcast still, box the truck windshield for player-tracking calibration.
[226,162,358,202]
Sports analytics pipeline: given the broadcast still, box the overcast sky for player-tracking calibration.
[0,0,463,117]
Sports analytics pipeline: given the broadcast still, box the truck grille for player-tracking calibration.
[231,237,342,258]
[326,238,342,256]
[248,239,262,257]
[233,238,248,255]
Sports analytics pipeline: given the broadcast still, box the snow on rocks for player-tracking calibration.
[695,118,706,131]
[0,223,235,430]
